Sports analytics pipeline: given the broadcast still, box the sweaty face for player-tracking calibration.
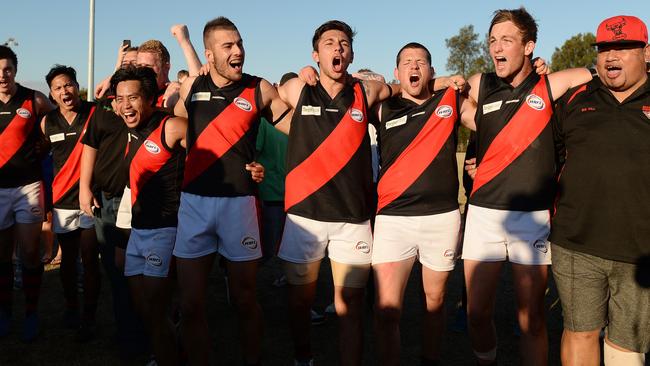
[136,52,168,89]
[596,44,649,93]
[115,80,153,129]
[489,21,534,80]
[395,48,433,100]
[49,74,80,111]
[121,50,138,68]
[0,58,17,94]
[312,30,353,81]
[205,29,245,85]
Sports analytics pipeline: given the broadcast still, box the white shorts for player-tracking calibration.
[462,204,551,265]
[372,210,461,271]
[173,193,262,261]
[115,187,132,229]
[278,214,373,265]
[0,181,44,230]
[125,227,176,277]
[52,208,95,234]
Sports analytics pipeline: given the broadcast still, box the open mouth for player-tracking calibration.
[494,56,507,69]
[229,60,243,72]
[409,74,420,87]
[61,95,74,106]
[122,110,137,124]
[332,56,342,73]
[605,64,622,78]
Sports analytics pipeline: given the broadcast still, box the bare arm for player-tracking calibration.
[34,91,55,117]
[173,76,197,118]
[260,78,292,133]
[547,68,592,102]
[164,116,188,149]
[79,145,99,216]
[459,93,477,131]
[170,24,202,76]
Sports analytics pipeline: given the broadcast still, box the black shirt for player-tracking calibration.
[81,97,128,199]
[550,75,650,264]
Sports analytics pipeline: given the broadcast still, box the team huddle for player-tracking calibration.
[0,6,649,366]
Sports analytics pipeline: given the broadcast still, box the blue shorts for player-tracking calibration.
[173,193,262,261]
[125,227,176,278]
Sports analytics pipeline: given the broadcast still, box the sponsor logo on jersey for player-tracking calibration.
[355,241,370,254]
[385,115,407,130]
[241,236,258,250]
[350,108,364,123]
[49,133,65,143]
[16,108,31,119]
[443,249,455,258]
[191,92,211,102]
[143,140,161,154]
[435,105,453,118]
[642,106,650,120]
[533,240,548,253]
[526,94,545,111]
[234,97,252,112]
[483,100,502,114]
[301,105,321,116]
[146,253,163,267]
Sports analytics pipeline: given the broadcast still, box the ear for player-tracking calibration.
[430,66,436,78]
[644,44,650,64]
[162,62,171,76]
[524,40,536,58]
[350,49,354,64]
[205,49,214,65]
[393,67,399,81]
[312,50,320,64]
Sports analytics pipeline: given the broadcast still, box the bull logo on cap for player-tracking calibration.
[606,18,627,40]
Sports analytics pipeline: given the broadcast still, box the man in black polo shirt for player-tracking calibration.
[551,15,650,366]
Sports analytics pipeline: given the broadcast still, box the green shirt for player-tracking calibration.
[255,118,288,202]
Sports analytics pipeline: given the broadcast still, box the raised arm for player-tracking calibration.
[173,76,197,118]
[260,78,293,134]
[170,24,202,76]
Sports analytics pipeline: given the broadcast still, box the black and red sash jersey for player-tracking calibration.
[377,88,460,216]
[125,111,184,229]
[81,97,128,199]
[0,85,42,188]
[470,72,555,211]
[44,101,95,209]
[550,75,650,264]
[285,81,374,223]
[183,74,262,197]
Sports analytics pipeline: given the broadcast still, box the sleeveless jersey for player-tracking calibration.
[125,111,184,229]
[45,101,95,209]
[285,81,373,223]
[470,72,555,211]
[183,74,262,197]
[377,88,459,216]
[0,85,42,188]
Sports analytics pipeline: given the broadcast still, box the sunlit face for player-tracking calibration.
[596,44,650,93]
[489,21,535,80]
[394,47,433,100]
[115,80,154,129]
[49,74,80,112]
[0,58,17,94]
[204,29,245,86]
[136,51,169,89]
[121,50,138,68]
[312,29,354,81]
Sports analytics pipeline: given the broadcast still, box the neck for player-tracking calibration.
[209,69,235,89]
[607,73,648,103]
[401,89,432,105]
[0,84,18,103]
[502,60,533,88]
[319,73,347,99]
[60,104,80,124]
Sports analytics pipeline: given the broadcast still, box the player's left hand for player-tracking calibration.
[246,162,265,183]
[465,157,477,180]
[532,57,549,75]
[299,66,319,86]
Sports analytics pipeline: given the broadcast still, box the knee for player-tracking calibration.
[467,303,492,326]
[335,290,364,317]
[518,313,546,336]
[565,329,600,344]
[423,290,445,311]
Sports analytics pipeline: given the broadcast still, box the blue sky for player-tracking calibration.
[4,0,649,94]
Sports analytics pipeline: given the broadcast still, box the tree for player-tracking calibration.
[551,33,597,71]
[79,88,88,101]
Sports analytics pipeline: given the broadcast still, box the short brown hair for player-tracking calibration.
[138,40,170,65]
[312,20,355,52]
[489,7,538,44]
[203,17,239,47]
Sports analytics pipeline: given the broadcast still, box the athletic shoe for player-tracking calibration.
[272,274,287,288]
[294,358,314,366]
[324,302,336,314]
[0,310,10,337]
[22,313,39,342]
[310,309,325,326]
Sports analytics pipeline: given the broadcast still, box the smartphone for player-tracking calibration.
[122,39,131,48]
